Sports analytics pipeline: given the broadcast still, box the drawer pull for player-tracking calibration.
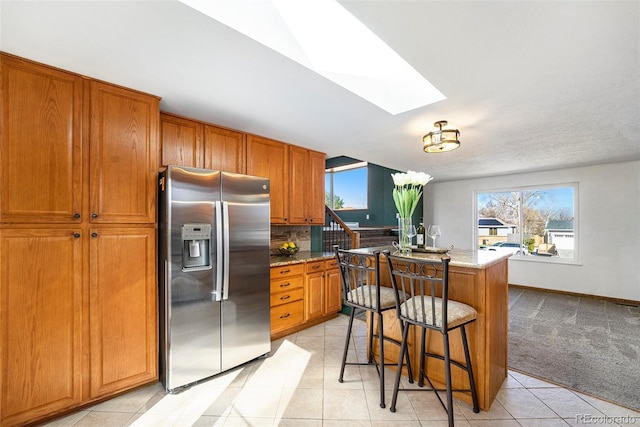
[280,269,291,274]
[280,295,291,300]
[312,265,321,270]
[280,282,290,288]
[280,313,290,319]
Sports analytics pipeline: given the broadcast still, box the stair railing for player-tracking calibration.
[323,206,360,251]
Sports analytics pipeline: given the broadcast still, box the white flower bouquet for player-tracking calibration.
[391,170,433,219]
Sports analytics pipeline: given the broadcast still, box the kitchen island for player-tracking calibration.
[350,246,510,412]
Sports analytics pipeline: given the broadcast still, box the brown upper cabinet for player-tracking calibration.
[203,124,246,174]
[0,54,159,225]
[89,81,159,224]
[0,54,84,224]
[160,113,203,168]
[289,146,325,225]
[161,123,327,226]
[159,112,246,174]
[246,135,290,224]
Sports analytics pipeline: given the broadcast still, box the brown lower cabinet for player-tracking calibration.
[271,259,342,340]
[0,227,157,427]
[88,227,157,399]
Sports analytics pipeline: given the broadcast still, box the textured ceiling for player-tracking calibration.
[1,0,638,182]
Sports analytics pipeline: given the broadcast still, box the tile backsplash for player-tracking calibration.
[270,225,311,254]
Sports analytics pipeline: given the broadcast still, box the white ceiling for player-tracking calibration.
[1,0,639,182]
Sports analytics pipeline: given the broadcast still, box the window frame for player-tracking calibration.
[325,161,368,211]
[473,182,579,264]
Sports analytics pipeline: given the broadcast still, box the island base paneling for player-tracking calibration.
[369,252,508,412]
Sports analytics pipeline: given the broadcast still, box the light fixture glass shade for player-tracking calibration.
[423,121,460,153]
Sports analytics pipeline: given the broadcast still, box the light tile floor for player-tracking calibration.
[41,314,640,426]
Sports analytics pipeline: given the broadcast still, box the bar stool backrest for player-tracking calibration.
[334,247,385,314]
[383,251,451,334]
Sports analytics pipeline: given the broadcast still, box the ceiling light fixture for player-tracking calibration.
[423,121,460,153]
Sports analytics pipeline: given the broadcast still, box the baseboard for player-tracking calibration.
[508,283,639,306]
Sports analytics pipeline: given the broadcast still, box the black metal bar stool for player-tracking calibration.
[334,246,413,408]
[384,250,479,425]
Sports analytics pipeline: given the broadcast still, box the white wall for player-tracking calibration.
[422,161,640,301]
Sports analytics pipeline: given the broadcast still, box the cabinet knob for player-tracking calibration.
[91,213,98,218]
[280,313,291,319]
[73,213,81,219]
[91,232,98,238]
[280,282,290,288]
[280,269,291,274]
[73,233,81,238]
[280,295,291,301]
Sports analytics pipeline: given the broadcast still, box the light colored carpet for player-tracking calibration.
[508,287,640,411]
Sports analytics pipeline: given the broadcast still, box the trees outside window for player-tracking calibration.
[476,185,576,260]
[325,162,368,211]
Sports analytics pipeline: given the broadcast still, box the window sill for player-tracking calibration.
[508,255,582,266]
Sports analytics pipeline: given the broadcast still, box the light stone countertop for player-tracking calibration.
[349,246,511,269]
[269,247,510,269]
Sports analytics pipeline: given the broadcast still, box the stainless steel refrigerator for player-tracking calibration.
[158,165,271,393]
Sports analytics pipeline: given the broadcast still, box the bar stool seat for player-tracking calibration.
[400,297,477,329]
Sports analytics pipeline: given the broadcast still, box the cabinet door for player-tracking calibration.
[305,271,325,321]
[246,135,289,224]
[89,227,157,398]
[289,146,325,225]
[325,267,342,314]
[203,125,246,174]
[288,146,308,224]
[0,229,83,426]
[307,149,326,225]
[89,81,159,224]
[0,54,83,224]
[160,113,202,168]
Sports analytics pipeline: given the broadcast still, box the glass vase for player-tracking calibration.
[397,217,413,254]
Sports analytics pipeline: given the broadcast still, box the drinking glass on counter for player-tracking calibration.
[406,224,417,247]
[427,225,441,247]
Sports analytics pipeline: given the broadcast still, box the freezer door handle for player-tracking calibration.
[214,201,223,302]
[222,201,230,300]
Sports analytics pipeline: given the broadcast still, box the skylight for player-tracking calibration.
[178,0,446,115]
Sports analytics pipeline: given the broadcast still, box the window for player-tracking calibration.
[476,184,577,262]
[325,162,368,210]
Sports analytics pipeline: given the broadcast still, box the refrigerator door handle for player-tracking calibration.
[222,201,230,300]
[214,200,223,302]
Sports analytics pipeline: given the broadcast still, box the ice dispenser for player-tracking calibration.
[181,224,212,271]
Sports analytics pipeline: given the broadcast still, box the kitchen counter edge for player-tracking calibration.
[270,251,335,267]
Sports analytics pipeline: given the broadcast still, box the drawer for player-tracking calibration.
[270,275,304,293]
[271,300,304,333]
[270,263,305,279]
[270,288,304,307]
[324,258,339,270]
[306,260,324,274]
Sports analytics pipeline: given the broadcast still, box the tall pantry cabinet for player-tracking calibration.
[0,53,158,426]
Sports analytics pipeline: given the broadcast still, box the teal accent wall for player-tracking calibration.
[311,156,423,252]
[325,156,423,227]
